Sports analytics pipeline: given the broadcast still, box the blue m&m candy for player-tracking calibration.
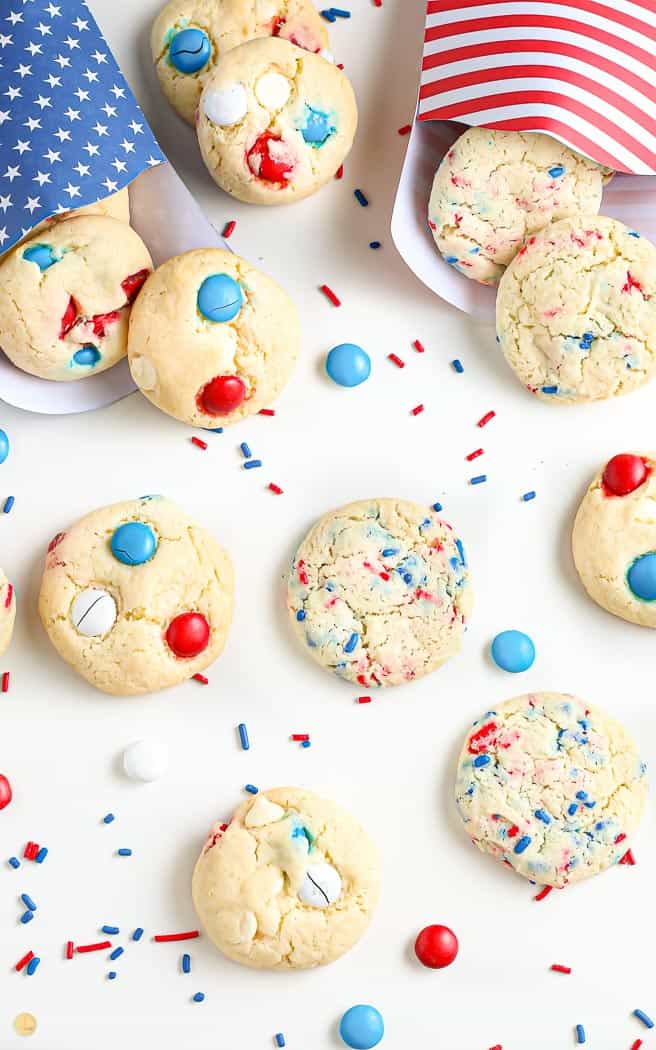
[326,344,371,388]
[197,274,243,323]
[627,552,656,601]
[23,244,59,271]
[110,522,157,566]
[301,106,335,147]
[0,430,9,465]
[169,28,211,75]
[72,345,101,367]
[491,630,535,673]
[339,1005,384,1049]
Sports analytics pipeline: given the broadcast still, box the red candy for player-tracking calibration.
[166,612,210,659]
[91,310,120,338]
[602,453,649,497]
[121,269,150,303]
[59,296,79,339]
[198,375,246,416]
[414,924,459,969]
[246,131,295,184]
[0,773,12,810]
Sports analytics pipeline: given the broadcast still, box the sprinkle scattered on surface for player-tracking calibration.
[477,411,496,428]
[238,723,250,751]
[8,857,20,869]
[388,353,404,368]
[132,928,144,942]
[357,696,372,704]
[398,123,412,135]
[245,784,259,795]
[259,408,275,416]
[369,241,381,249]
[243,459,263,470]
[222,220,236,239]
[192,992,205,1003]
[102,926,119,935]
[275,1035,286,1048]
[116,848,132,857]
[522,491,537,502]
[15,950,34,972]
[102,813,115,824]
[192,673,208,684]
[26,956,40,976]
[65,941,74,959]
[354,188,369,207]
[633,1010,654,1029]
[268,483,284,495]
[77,941,112,954]
[452,359,464,373]
[21,894,37,912]
[466,449,483,462]
[240,442,252,459]
[182,953,191,974]
[551,964,571,974]
[335,164,344,180]
[191,437,207,451]
[320,284,341,307]
[411,404,424,416]
[3,495,15,514]
[575,1023,586,1044]
[432,502,443,512]
[534,886,552,901]
[301,740,311,748]
[153,931,200,943]
[413,339,425,353]
[470,474,487,485]
[292,734,310,741]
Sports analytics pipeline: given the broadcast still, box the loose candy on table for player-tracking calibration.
[339,1005,384,1049]
[0,772,12,809]
[0,429,9,464]
[490,630,535,673]
[326,344,371,387]
[122,739,169,782]
[414,924,459,969]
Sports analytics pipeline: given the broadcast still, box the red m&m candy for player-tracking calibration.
[166,612,210,659]
[414,924,458,969]
[602,453,649,497]
[0,773,13,810]
[198,375,246,416]
[246,131,295,184]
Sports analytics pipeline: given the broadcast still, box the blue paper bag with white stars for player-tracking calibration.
[0,0,165,253]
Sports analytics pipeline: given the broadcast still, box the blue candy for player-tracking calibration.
[197,274,243,323]
[326,344,371,388]
[0,430,9,465]
[627,552,656,601]
[110,522,157,566]
[23,244,59,271]
[169,28,211,74]
[491,630,535,673]
[72,345,101,367]
[301,105,335,147]
[339,1005,384,1050]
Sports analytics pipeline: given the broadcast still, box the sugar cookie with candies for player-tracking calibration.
[128,247,300,425]
[0,571,15,656]
[0,215,152,381]
[192,786,380,969]
[151,0,329,126]
[38,497,234,696]
[5,187,131,257]
[197,36,357,204]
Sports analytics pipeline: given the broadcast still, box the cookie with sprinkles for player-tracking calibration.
[0,570,15,656]
[496,215,656,403]
[428,128,610,285]
[455,693,647,888]
[287,498,472,687]
[197,37,357,204]
[572,452,656,626]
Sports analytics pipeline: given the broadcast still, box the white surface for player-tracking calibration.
[1,2,656,1049]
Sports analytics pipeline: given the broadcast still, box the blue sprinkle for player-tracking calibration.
[243,459,262,470]
[575,1023,586,1044]
[20,910,34,924]
[193,992,205,1003]
[110,946,124,961]
[514,835,532,854]
[206,427,224,433]
[541,385,559,394]
[296,609,306,621]
[238,723,250,751]
[26,956,40,975]
[445,255,459,264]
[275,1036,286,1049]
[576,791,588,801]
[369,241,381,250]
[568,803,578,816]
[117,848,132,857]
[301,740,311,749]
[548,165,565,177]
[432,502,443,512]
[470,475,487,485]
[182,953,191,974]
[320,8,337,20]
[35,847,47,864]
[330,6,351,15]
[584,801,596,809]
[403,573,413,584]
[8,857,20,869]
[382,548,399,557]
[3,495,15,514]
[240,442,252,459]
[21,894,37,912]
[473,754,490,768]
[535,809,551,824]
[132,928,144,941]
[102,925,119,935]
[451,359,464,373]
[628,230,641,237]
[469,246,481,255]
[108,971,117,980]
[344,632,359,653]
[103,813,115,824]
[354,189,369,207]
[634,1009,654,1029]
[456,538,466,565]
[522,491,536,502]
[245,784,258,795]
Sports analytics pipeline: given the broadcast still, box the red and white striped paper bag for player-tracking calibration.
[392,0,656,319]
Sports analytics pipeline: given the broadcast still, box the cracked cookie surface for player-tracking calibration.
[192,786,380,969]
[496,215,656,403]
[287,498,472,688]
[127,248,300,426]
[197,36,357,205]
[0,215,152,382]
[38,496,234,696]
[455,692,647,888]
[428,128,609,285]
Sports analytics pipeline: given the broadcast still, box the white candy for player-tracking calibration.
[131,355,158,392]
[122,738,169,782]
[254,71,291,110]
[70,587,117,638]
[202,83,248,126]
[320,49,335,64]
[237,911,257,943]
[244,795,286,827]
[298,861,342,908]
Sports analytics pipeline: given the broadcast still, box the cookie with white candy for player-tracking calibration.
[192,787,380,969]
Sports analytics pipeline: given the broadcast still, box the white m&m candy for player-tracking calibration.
[122,738,169,782]
[202,83,248,127]
[254,72,291,110]
[298,861,342,908]
[70,588,117,638]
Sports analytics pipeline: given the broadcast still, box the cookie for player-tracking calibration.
[5,188,131,259]
[287,498,472,688]
[496,216,656,403]
[38,497,234,696]
[151,0,329,126]
[128,248,300,426]
[197,37,357,205]
[0,216,152,382]
[572,451,656,626]
[455,692,647,888]
[192,786,380,969]
[429,129,609,285]
[0,572,15,657]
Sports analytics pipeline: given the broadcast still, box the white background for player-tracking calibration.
[2,1,656,1048]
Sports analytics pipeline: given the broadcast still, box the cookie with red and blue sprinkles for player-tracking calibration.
[455,692,647,888]
[573,452,656,626]
[287,498,472,688]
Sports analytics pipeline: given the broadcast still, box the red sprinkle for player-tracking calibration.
[5,583,13,608]
[534,885,553,902]
[411,404,424,416]
[397,123,412,135]
[291,734,310,741]
[153,931,200,943]
[23,841,39,860]
[413,339,425,353]
[268,483,284,495]
[466,448,484,461]
[192,673,208,685]
[259,409,275,416]
[76,941,112,954]
[191,437,208,450]
[320,284,341,307]
[550,964,571,974]
[15,950,34,972]
[357,696,372,704]
[477,410,496,428]
[388,353,405,368]
[222,220,236,239]
[335,164,344,180]
[2,671,9,693]
[507,824,519,838]
[615,832,627,844]
[619,848,636,865]
[66,941,74,960]
[631,1041,643,1050]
